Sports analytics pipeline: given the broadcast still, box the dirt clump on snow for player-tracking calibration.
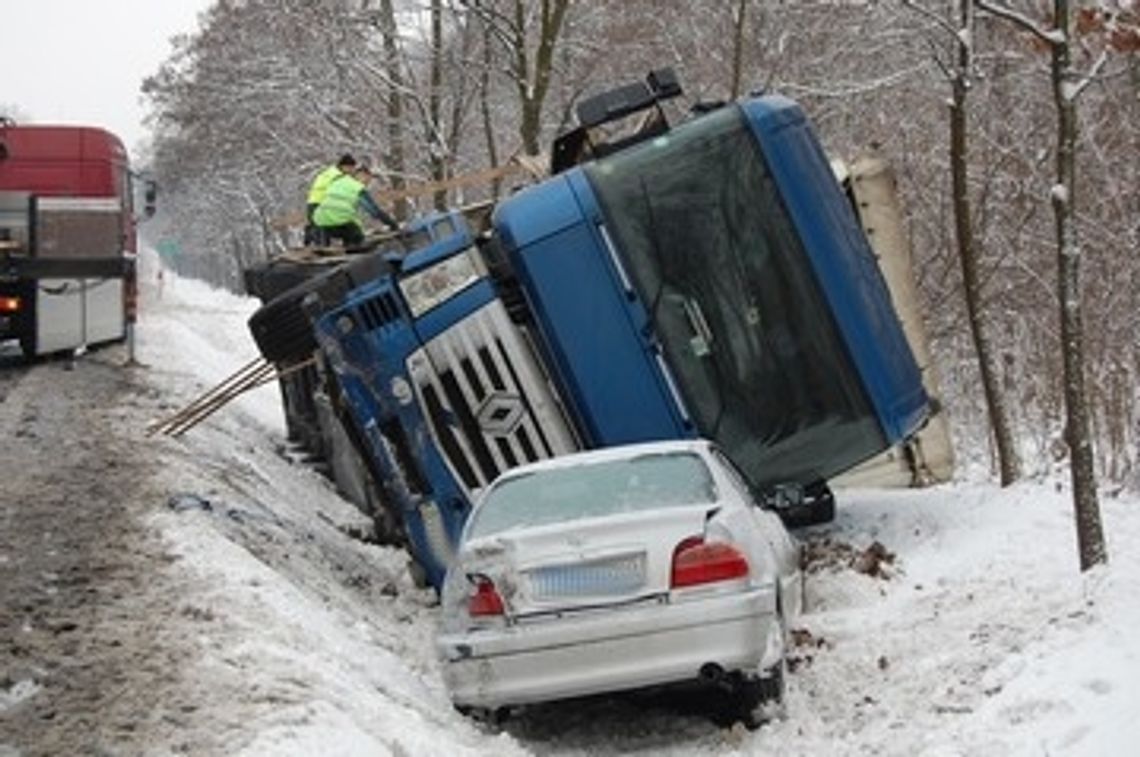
[802,537,898,579]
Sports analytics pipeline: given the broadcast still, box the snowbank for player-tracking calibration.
[134,254,1139,755]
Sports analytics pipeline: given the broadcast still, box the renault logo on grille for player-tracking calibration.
[476,392,524,435]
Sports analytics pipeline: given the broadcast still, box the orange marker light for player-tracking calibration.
[0,296,21,313]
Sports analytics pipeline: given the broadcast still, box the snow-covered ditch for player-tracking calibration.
[132,255,1139,755]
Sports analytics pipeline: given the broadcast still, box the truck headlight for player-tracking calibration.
[398,249,485,317]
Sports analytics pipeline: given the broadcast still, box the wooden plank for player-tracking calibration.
[272,159,544,230]
[371,162,530,203]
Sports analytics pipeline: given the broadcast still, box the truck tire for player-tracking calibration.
[279,364,327,455]
[19,335,36,362]
[365,478,407,548]
[248,287,319,365]
[247,253,393,365]
[244,260,317,302]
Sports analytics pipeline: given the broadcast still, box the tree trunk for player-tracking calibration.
[480,23,502,199]
[430,0,448,210]
[515,0,570,156]
[1051,0,1106,570]
[379,0,408,220]
[729,0,748,99]
[950,0,1021,486]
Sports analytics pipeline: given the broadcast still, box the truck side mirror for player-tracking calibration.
[759,483,805,511]
[143,179,158,219]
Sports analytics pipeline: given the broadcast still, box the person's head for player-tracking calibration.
[337,154,357,170]
[354,164,374,182]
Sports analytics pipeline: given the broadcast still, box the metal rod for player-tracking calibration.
[149,355,318,437]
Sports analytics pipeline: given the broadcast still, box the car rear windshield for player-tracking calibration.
[466,451,715,539]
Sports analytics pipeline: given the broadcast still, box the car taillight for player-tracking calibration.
[671,536,749,588]
[467,575,505,617]
[0,296,20,313]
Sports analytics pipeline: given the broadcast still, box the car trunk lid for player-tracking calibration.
[459,504,719,617]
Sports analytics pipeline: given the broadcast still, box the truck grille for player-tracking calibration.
[406,301,577,497]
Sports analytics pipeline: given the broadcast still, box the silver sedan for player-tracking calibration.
[436,439,804,728]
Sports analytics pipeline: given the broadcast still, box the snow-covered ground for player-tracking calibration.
[89,254,1140,754]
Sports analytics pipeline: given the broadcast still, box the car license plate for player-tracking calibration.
[526,553,646,599]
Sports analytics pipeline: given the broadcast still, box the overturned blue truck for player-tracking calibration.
[245,70,932,590]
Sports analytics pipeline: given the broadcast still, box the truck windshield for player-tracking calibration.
[584,106,884,489]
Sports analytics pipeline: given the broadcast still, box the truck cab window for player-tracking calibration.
[585,106,884,491]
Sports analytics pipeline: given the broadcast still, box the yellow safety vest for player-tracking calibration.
[306,165,343,206]
[313,174,364,228]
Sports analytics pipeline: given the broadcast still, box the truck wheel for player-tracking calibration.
[278,365,325,455]
[19,336,36,362]
[407,558,430,590]
[248,285,320,365]
[366,480,406,548]
[243,261,316,302]
[247,253,393,365]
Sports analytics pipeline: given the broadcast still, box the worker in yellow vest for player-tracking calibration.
[313,164,400,247]
[304,154,358,245]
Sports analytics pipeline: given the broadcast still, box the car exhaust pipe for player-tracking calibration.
[699,663,734,692]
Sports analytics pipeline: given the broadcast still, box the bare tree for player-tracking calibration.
[429,0,448,209]
[463,0,572,155]
[905,0,1022,485]
[978,0,1107,570]
[729,0,748,99]
[377,0,410,219]
[138,0,1140,502]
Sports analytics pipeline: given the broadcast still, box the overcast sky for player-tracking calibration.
[3,1,214,158]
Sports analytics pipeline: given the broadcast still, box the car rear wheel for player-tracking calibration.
[454,705,510,726]
[743,658,787,729]
[718,608,788,730]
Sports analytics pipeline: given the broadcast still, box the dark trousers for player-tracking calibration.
[303,204,326,246]
[318,222,365,247]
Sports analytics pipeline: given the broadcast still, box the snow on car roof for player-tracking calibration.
[489,438,713,482]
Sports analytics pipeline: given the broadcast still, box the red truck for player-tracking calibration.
[0,120,152,359]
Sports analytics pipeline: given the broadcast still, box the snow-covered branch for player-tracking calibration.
[1064,49,1109,102]
[900,0,959,39]
[975,0,1065,46]
[779,64,924,98]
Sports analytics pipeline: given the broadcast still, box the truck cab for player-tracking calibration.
[311,212,578,585]
[253,73,931,589]
[0,123,138,358]
[494,93,927,516]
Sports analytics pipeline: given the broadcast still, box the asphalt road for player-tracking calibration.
[0,344,26,402]
[0,347,185,756]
